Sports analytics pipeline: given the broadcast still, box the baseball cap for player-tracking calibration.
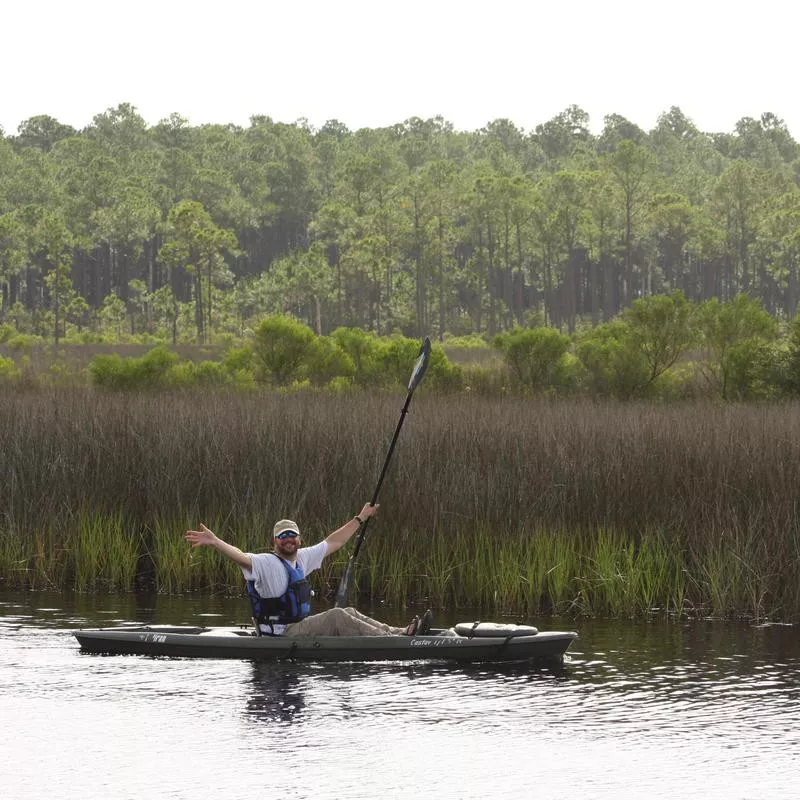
[273,519,300,538]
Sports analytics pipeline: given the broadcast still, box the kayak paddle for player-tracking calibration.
[334,336,432,607]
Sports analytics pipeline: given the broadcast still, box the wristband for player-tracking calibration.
[355,515,364,524]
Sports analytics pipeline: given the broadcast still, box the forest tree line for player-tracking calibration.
[1,103,800,343]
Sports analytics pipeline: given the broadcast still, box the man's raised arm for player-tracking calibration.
[185,523,252,570]
[324,503,379,555]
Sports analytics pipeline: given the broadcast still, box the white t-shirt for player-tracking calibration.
[241,541,328,634]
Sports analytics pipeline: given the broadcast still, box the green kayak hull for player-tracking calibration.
[74,625,577,663]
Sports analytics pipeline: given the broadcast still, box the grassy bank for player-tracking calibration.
[1,387,799,621]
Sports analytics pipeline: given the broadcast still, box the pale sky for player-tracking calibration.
[3,0,799,138]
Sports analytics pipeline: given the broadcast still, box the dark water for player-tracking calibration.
[1,592,798,800]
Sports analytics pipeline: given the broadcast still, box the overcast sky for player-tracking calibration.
[3,0,798,138]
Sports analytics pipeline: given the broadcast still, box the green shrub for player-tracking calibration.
[191,360,233,387]
[331,327,385,385]
[327,375,355,393]
[574,321,650,398]
[251,315,315,385]
[0,324,14,344]
[726,340,783,400]
[7,333,44,352]
[222,346,255,375]
[281,378,313,393]
[230,369,256,390]
[493,327,572,392]
[623,290,695,383]
[377,335,462,392]
[379,336,421,388]
[0,355,20,382]
[89,346,178,390]
[425,345,464,392]
[162,362,195,389]
[695,295,778,400]
[444,333,489,349]
[304,337,355,385]
[776,317,800,397]
[649,363,700,400]
[89,354,130,389]
[550,352,587,395]
[164,360,237,389]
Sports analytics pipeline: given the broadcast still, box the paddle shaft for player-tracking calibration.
[333,390,414,607]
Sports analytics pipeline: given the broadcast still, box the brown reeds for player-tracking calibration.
[1,386,799,621]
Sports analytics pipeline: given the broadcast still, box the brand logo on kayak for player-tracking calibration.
[410,638,463,647]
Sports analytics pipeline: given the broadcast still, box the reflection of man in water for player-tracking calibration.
[246,664,305,722]
[185,504,412,636]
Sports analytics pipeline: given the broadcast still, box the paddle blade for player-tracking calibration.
[407,336,431,393]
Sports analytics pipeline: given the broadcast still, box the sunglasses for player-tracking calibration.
[275,531,299,540]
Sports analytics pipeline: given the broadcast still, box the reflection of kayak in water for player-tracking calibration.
[74,622,577,663]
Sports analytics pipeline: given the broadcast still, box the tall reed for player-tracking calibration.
[2,386,799,621]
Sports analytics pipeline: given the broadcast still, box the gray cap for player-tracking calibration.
[273,519,300,538]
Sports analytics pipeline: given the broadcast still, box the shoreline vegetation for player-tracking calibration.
[2,386,798,623]
[2,292,800,402]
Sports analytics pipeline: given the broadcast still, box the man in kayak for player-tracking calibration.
[185,504,429,636]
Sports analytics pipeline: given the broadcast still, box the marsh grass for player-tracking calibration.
[2,386,800,621]
[0,523,30,587]
[74,512,141,591]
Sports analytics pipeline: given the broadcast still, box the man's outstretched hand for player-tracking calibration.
[185,523,217,548]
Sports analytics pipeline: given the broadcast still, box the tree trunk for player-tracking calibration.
[624,194,633,306]
[487,221,496,336]
[413,194,426,337]
[503,211,512,327]
[314,295,322,335]
[515,220,524,325]
[566,249,577,334]
[194,272,204,343]
[787,260,798,319]
[54,265,60,347]
[438,217,445,341]
[207,262,213,344]
[476,226,484,333]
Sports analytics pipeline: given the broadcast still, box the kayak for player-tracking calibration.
[74,621,578,663]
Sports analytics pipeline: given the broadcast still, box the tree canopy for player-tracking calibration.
[1,104,799,343]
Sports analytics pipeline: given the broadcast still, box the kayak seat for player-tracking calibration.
[454,622,539,638]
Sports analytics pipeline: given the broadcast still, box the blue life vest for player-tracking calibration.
[247,555,312,631]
